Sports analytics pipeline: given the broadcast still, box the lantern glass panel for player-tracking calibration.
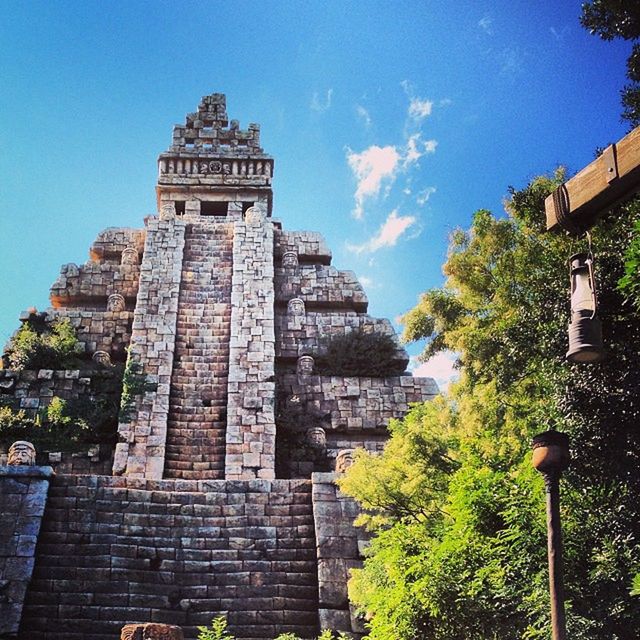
[571,269,595,312]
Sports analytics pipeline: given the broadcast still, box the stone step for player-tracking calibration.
[164,224,233,480]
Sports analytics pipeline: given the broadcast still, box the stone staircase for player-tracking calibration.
[20,476,320,640]
[163,222,233,480]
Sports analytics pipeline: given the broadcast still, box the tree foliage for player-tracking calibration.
[339,172,640,639]
[4,317,82,370]
[581,1,640,126]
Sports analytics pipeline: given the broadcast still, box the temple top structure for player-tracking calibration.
[156,93,274,217]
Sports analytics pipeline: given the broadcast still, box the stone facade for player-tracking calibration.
[0,465,53,637]
[1,94,438,639]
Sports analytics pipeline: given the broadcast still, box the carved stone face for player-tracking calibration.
[92,350,112,367]
[282,251,298,268]
[335,449,355,474]
[121,247,139,266]
[244,206,265,224]
[8,440,36,466]
[107,294,126,312]
[288,298,305,316]
[306,427,326,449]
[297,355,314,376]
[160,202,176,220]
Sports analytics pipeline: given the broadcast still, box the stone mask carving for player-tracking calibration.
[335,449,355,474]
[306,427,326,449]
[159,202,176,220]
[8,440,36,466]
[244,206,265,224]
[287,298,305,316]
[282,251,298,268]
[297,355,314,376]
[107,294,126,312]
[92,350,112,367]
[121,247,139,266]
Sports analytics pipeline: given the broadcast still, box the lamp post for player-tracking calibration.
[532,430,570,640]
[566,252,604,363]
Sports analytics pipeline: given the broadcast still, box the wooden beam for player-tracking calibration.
[545,125,640,233]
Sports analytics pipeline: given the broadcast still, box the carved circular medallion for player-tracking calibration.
[209,161,222,174]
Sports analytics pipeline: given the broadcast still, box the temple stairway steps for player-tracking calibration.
[163,223,233,480]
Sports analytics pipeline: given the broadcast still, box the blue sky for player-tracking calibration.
[0,1,633,386]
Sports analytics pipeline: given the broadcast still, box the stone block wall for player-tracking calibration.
[113,217,186,479]
[0,466,53,638]
[312,472,368,638]
[275,266,368,311]
[274,231,331,265]
[225,217,276,480]
[19,475,318,640]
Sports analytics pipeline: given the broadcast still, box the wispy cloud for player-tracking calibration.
[347,145,401,219]
[498,48,524,76]
[404,134,437,167]
[417,186,436,205]
[411,351,459,392]
[310,89,333,112]
[356,104,372,127]
[347,209,417,254]
[408,97,434,121]
[550,26,569,42]
[478,16,493,35]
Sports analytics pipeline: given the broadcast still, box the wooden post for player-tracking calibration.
[545,125,640,234]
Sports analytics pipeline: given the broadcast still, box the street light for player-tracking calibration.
[566,252,605,363]
[532,430,570,640]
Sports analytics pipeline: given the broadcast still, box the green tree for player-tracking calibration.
[339,173,640,639]
[581,1,640,126]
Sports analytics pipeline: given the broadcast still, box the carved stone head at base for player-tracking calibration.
[335,449,355,474]
[107,293,126,312]
[121,623,184,640]
[282,251,299,268]
[288,297,306,316]
[92,351,112,367]
[121,247,139,266]
[306,427,326,449]
[8,440,36,466]
[297,355,314,376]
[159,202,176,221]
[244,206,265,224]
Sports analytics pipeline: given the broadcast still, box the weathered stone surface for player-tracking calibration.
[121,622,184,639]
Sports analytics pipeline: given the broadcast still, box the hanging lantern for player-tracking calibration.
[566,252,604,363]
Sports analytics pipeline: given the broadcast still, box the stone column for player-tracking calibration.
[225,208,276,479]
[113,217,186,479]
[0,465,53,637]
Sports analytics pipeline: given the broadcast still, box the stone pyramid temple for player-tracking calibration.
[0,94,438,640]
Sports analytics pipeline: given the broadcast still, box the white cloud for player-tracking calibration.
[417,186,436,205]
[356,105,372,127]
[311,89,333,112]
[408,97,434,120]
[347,145,401,219]
[404,134,438,167]
[478,16,493,35]
[347,209,417,254]
[411,351,459,392]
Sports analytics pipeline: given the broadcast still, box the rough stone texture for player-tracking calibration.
[275,266,368,311]
[121,622,184,639]
[312,472,368,638]
[0,368,120,413]
[275,311,409,368]
[113,217,186,479]
[19,475,318,640]
[0,466,53,637]
[225,217,276,480]
[1,93,440,640]
[164,222,233,480]
[0,445,113,476]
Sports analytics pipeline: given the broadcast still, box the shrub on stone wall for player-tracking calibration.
[197,617,351,640]
[314,328,401,377]
[4,317,83,370]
